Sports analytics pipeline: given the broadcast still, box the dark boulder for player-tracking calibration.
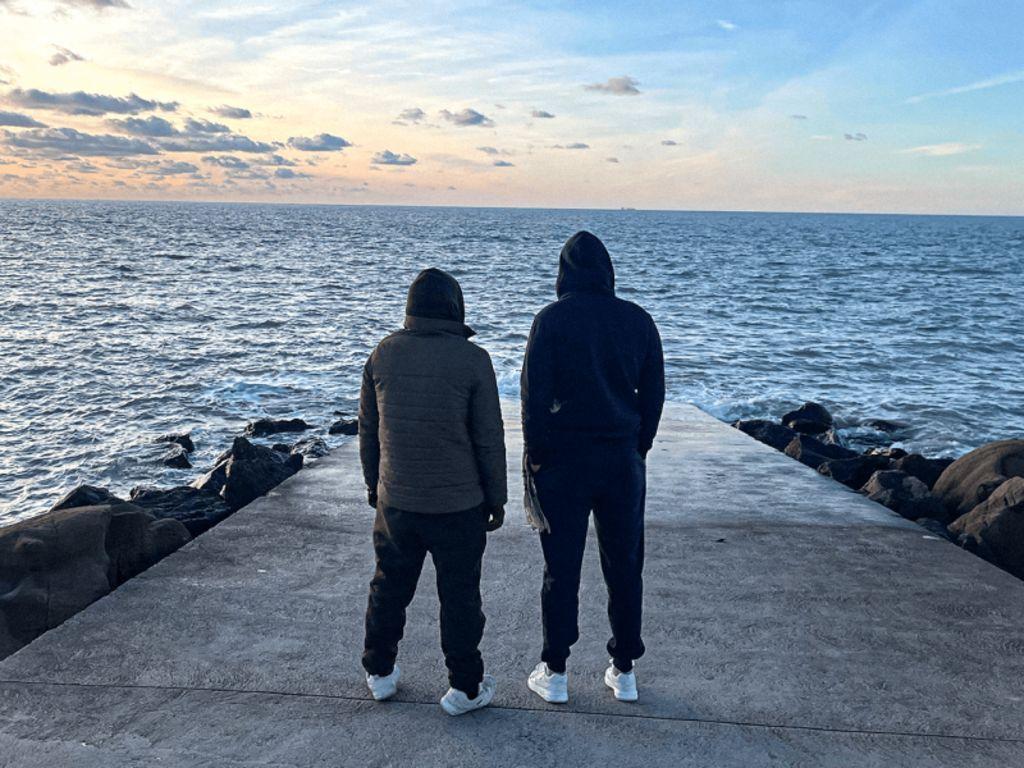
[818,455,890,490]
[272,443,292,453]
[892,453,955,491]
[329,418,359,436]
[948,477,1024,580]
[866,446,909,460]
[192,436,303,511]
[933,440,1024,520]
[781,402,833,434]
[821,428,846,447]
[104,502,191,586]
[49,484,123,513]
[155,432,195,453]
[290,436,330,459]
[784,434,857,469]
[244,418,312,437]
[860,470,946,521]
[916,517,955,542]
[732,419,796,452]
[129,485,232,537]
[0,506,112,658]
[162,445,192,469]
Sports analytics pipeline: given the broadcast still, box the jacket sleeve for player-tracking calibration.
[637,316,665,457]
[469,349,508,507]
[358,354,381,492]
[520,312,555,466]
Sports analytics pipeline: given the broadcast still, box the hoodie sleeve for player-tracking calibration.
[358,353,381,492]
[521,311,556,466]
[469,348,508,507]
[637,316,665,457]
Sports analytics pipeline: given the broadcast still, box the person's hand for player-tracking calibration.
[486,505,505,532]
[367,489,378,509]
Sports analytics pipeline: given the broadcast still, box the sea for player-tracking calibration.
[2,200,1022,526]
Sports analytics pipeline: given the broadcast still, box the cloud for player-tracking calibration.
[49,46,85,67]
[906,69,1024,104]
[899,142,981,157]
[2,127,158,156]
[209,104,252,119]
[476,146,512,156]
[790,114,808,120]
[661,139,678,146]
[273,167,310,179]
[716,19,737,31]
[7,88,178,116]
[552,142,589,149]
[493,159,514,167]
[58,0,131,9]
[0,110,46,127]
[287,133,351,151]
[395,107,426,123]
[371,149,417,165]
[202,155,248,170]
[531,109,555,119]
[0,64,13,85]
[584,76,640,96]
[844,132,868,141]
[257,153,296,167]
[439,108,494,127]
[108,115,177,136]
[606,157,619,163]
[159,133,277,153]
[144,160,199,176]
[183,117,229,134]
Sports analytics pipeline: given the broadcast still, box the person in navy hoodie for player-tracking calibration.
[521,231,665,704]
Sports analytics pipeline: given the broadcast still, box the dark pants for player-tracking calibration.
[534,442,646,674]
[362,504,487,697]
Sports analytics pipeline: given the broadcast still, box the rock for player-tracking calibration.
[48,484,123,513]
[860,470,946,521]
[866,446,909,460]
[129,485,232,537]
[948,477,1024,580]
[244,418,312,437]
[863,418,910,433]
[933,440,1024,520]
[103,502,191,586]
[162,445,192,469]
[329,418,359,436]
[821,428,846,447]
[916,517,955,542]
[732,419,796,452]
[818,455,890,490]
[781,402,833,434]
[784,434,857,469]
[290,436,330,459]
[892,453,955,491]
[155,432,195,453]
[0,506,112,659]
[272,443,292,453]
[192,436,303,511]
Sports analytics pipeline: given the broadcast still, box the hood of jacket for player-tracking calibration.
[404,267,475,337]
[555,230,615,298]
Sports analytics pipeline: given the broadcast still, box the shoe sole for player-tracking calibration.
[604,670,638,702]
[527,677,568,704]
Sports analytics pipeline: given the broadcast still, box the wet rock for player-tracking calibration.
[866,446,909,460]
[732,419,796,452]
[821,428,847,447]
[129,485,232,537]
[892,453,955,491]
[192,436,303,511]
[244,418,312,437]
[933,439,1024,520]
[155,432,195,453]
[948,477,1024,579]
[0,506,112,658]
[104,502,191,586]
[329,418,359,436]
[916,517,955,542]
[162,445,192,469]
[860,470,946,521]
[49,484,123,513]
[784,434,857,469]
[290,436,330,459]
[781,402,833,434]
[817,455,890,490]
[272,443,292,453]
[863,418,910,434]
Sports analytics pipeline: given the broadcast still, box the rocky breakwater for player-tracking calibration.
[0,415,354,659]
[734,402,1024,580]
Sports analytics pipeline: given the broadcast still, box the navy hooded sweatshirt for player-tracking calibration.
[521,231,665,465]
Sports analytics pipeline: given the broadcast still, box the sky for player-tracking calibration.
[0,0,1021,214]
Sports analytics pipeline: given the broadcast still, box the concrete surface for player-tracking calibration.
[2,403,1023,767]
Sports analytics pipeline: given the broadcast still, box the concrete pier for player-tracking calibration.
[2,404,1023,767]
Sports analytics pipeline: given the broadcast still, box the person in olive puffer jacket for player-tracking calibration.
[359,267,507,716]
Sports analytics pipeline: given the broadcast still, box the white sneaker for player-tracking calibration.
[604,661,638,702]
[440,674,496,716]
[527,662,568,703]
[366,664,400,701]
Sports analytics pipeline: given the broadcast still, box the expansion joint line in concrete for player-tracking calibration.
[2,678,1021,746]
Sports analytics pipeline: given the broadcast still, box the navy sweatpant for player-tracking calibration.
[533,442,646,673]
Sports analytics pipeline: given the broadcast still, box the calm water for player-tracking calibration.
[2,201,1022,525]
